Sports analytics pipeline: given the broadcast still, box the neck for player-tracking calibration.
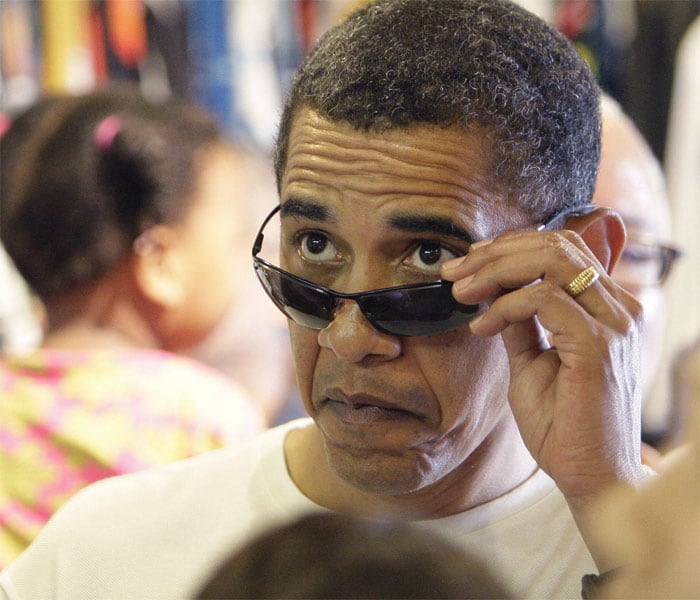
[43,319,157,349]
[285,414,538,520]
[42,272,160,350]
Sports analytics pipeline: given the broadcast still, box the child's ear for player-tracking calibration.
[132,225,186,308]
[565,207,627,274]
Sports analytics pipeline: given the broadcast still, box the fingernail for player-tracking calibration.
[453,274,474,294]
[469,314,484,332]
[471,239,493,249]
[441,256,464,273]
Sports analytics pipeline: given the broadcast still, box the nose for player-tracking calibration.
[317,301,402,362]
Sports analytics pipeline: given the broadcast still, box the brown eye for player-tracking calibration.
[419,243,442,265]
[405,242,460,275]
[305,233,328,255]
[298,232,339,262]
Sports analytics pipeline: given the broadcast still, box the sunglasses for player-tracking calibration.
[252,203,595,337]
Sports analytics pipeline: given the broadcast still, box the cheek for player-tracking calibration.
[636,288,666,358]
[202,226,247,306]
[201,257,237,314]
[419,330,510,425]
[181,249,240,342]
[289,324,320,406]
[636,289,666,391]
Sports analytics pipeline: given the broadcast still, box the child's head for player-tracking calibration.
[1,86,248,350]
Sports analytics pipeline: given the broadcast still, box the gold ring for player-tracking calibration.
[564,266,599,298]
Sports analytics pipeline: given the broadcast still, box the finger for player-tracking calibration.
[443,228,596,280]
[469,279,633,342]
[450,248,599,298]
[445,229,635,322]
[452,253,627,325]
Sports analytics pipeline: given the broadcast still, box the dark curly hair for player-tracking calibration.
[0,85,225,300]
[274,0,601,219]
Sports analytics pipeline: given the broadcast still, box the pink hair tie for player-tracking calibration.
[94,115,121,151]
[0,112,11,139]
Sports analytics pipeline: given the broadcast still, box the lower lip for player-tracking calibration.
[324,399,416,426]
[319,400,436,453]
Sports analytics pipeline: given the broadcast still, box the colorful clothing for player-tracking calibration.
[0,348,264,568]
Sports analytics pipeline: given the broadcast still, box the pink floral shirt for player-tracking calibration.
[0,348,263,568]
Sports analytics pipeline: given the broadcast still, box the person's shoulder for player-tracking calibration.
[0,428,285,598]
[54,441,245,514]
[4,347,265,444]
[22,427,267,539]
[1,420,315,597]
[49,418,308,520]
[425,468,561,535]
[3,347,248,400]
[6,418,309,544]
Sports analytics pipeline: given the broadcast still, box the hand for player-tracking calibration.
[441,224,646,503]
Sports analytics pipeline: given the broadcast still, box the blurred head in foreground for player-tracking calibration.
[198,512,512,599]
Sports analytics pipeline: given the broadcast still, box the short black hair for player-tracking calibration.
[274,0,600,218]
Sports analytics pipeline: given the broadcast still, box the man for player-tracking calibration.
[0,1,646,598]
[593,95,681,448]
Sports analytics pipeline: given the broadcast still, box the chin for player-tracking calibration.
[325,440,437,497]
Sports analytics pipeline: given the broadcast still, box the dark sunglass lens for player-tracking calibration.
[359,284,479,336]
[254,263,335,329]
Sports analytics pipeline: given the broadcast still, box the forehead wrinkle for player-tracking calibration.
[286,150,490,203]
[307,139,488,183]
[286,118,494,202]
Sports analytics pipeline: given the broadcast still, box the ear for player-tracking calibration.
[132,225,186,308]
[565,207,627,274]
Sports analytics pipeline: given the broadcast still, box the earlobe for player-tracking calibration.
[132,225,186,308]
[565,207,627,274]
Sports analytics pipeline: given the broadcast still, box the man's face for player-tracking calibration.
[279,108,533,496]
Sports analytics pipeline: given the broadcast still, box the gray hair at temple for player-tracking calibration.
[274,0,601,220]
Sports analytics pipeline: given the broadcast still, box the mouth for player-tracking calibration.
[321,389,424,424]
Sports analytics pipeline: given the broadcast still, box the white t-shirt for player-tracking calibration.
[0,418,595,599]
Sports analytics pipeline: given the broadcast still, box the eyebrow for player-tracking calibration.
[280,197,331,221]
[280,197,474,244]
[387,214,474,244]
